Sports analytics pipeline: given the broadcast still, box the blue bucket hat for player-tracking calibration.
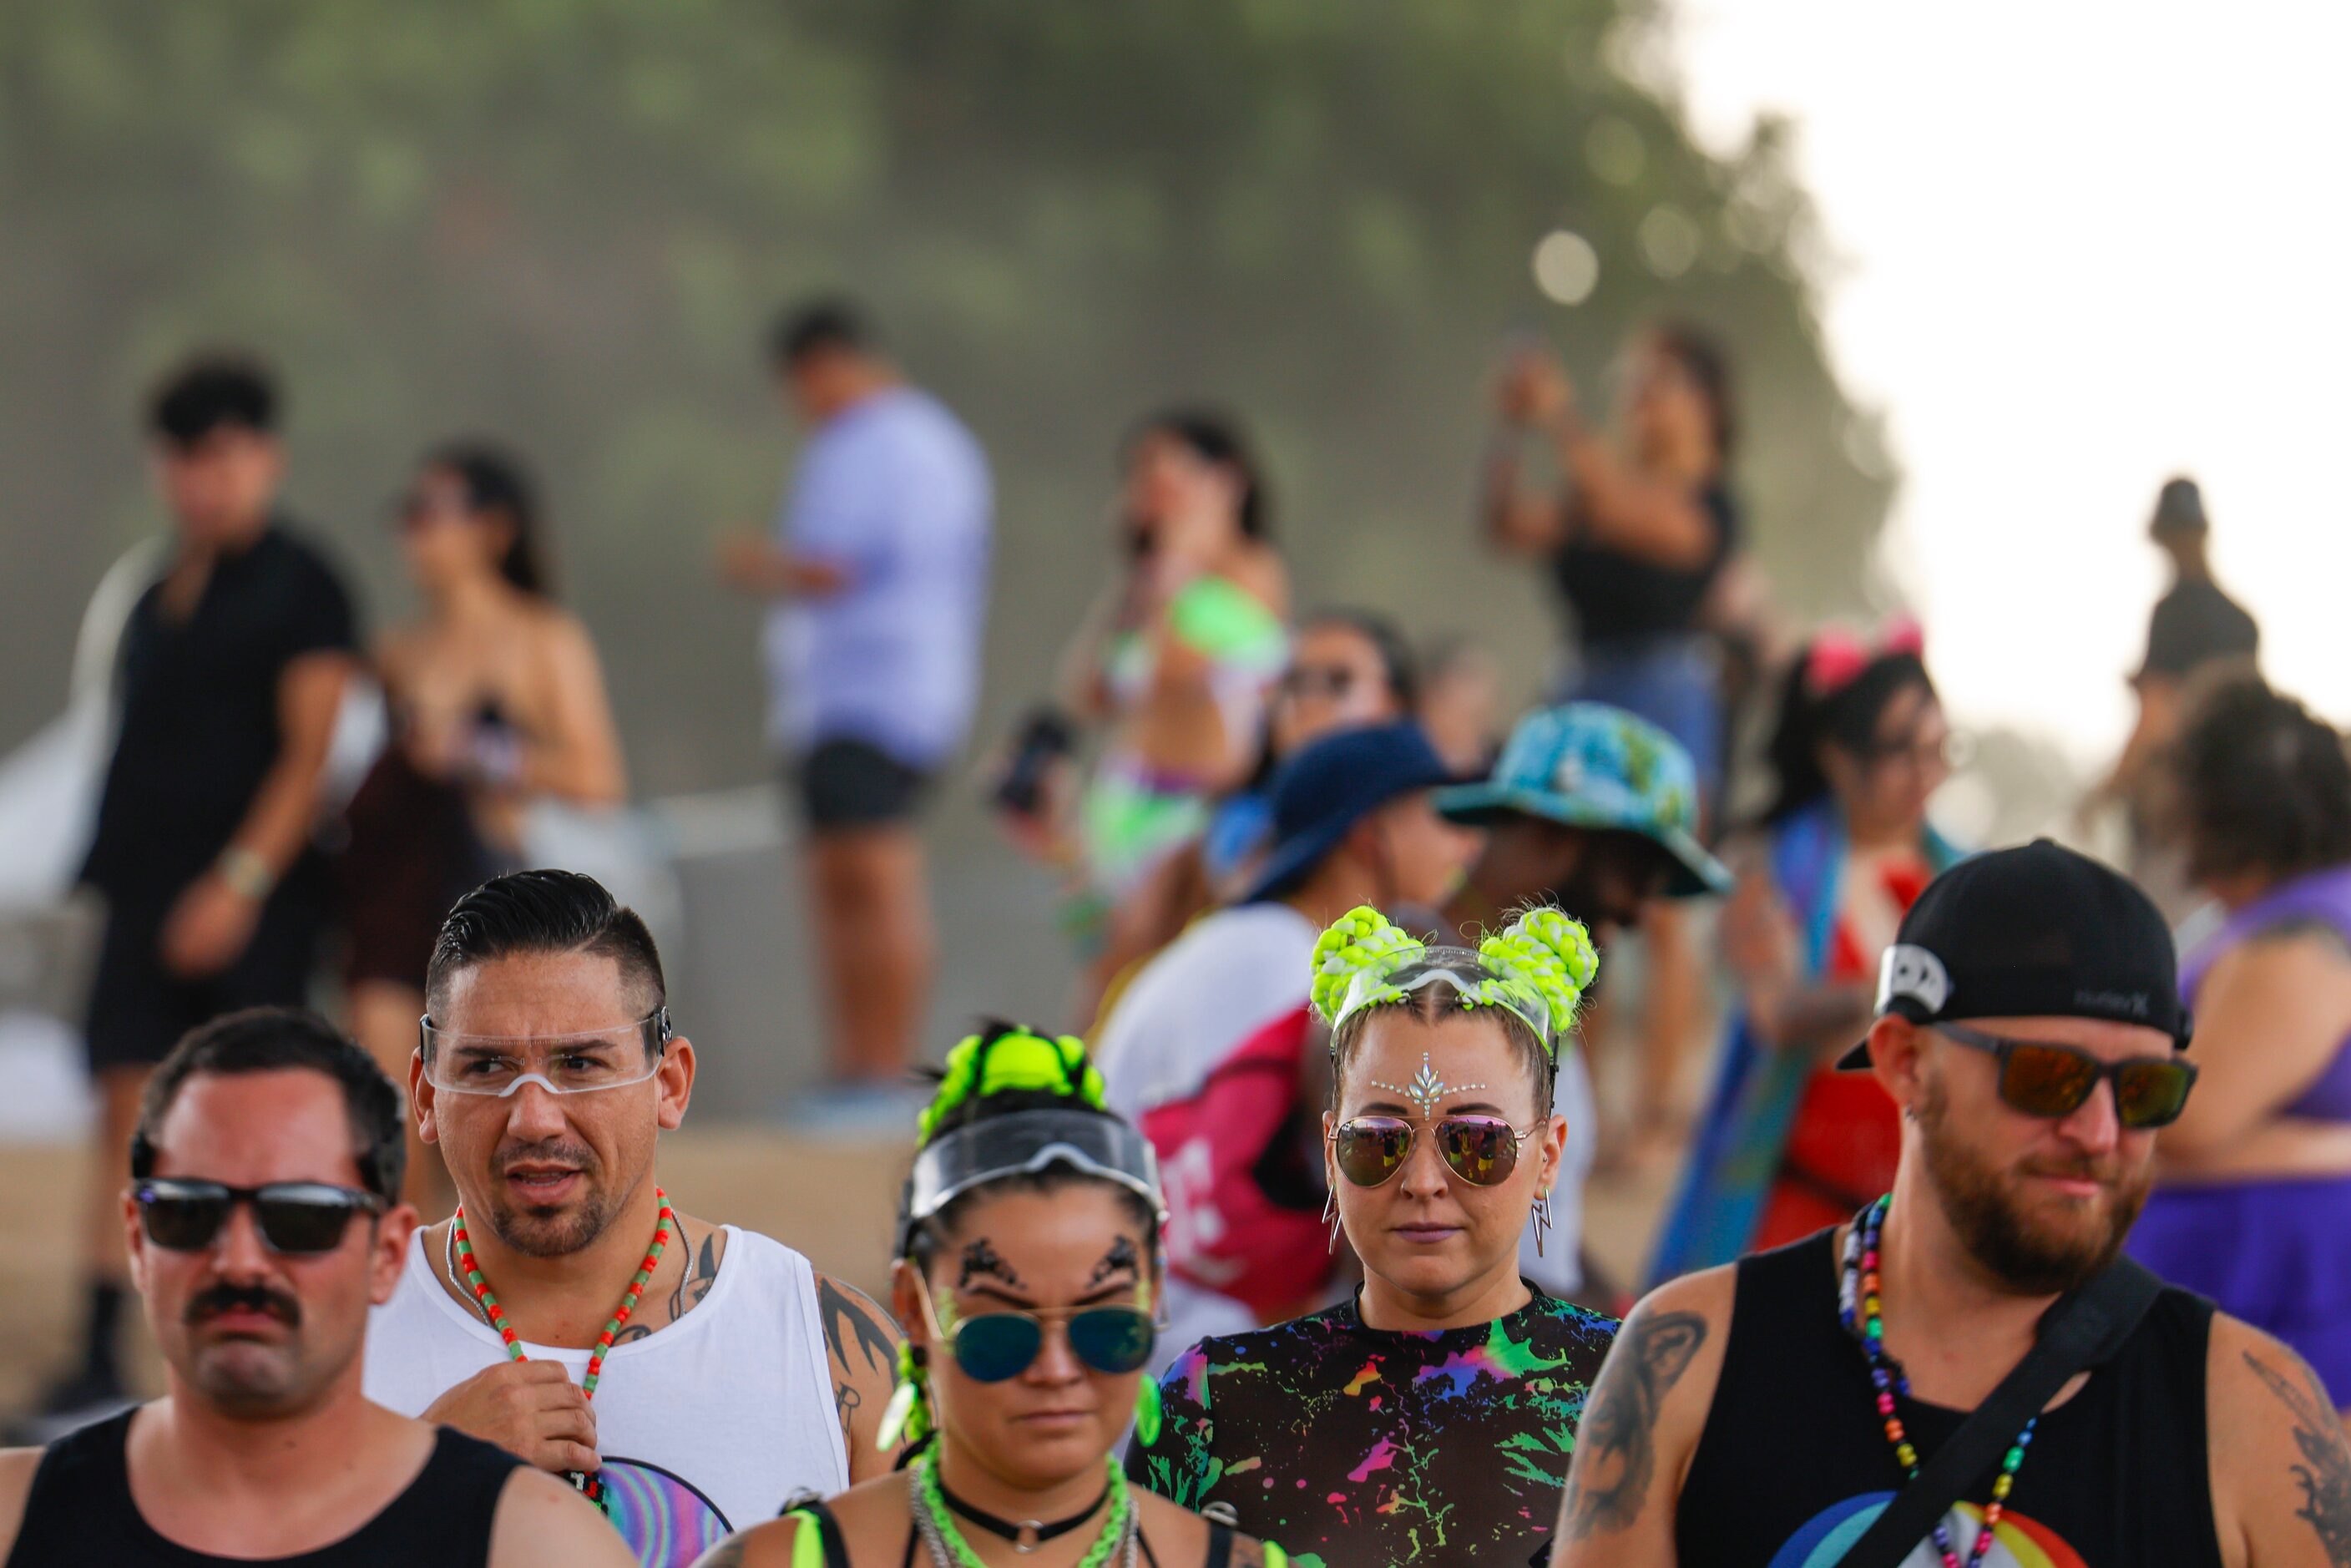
[1242,723,1467,905]
[1433,703,1731,898]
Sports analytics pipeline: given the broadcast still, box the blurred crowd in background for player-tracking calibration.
[18,282,2350,1447]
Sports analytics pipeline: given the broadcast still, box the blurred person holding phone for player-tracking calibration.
[996,411,1287,1016]
[718,300,993,1130]
[338,443,625,1208]
[1083,608,1423,1010]
[38,355,361,1436]
[2131,675,2351,1414]
[1481,323,1742,1159]
[1650,625,1959,1282]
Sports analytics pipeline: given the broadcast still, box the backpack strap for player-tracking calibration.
[1836,1257,2166,1568]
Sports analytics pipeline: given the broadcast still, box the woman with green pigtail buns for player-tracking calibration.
[1128,905,1621,1568]
[689,1023,1287,1568]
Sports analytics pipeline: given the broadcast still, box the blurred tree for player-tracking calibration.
[0,0,1890,796]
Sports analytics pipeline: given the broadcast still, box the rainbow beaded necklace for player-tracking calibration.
[450,1186,676,1510]
[1838,1194,2035,1568]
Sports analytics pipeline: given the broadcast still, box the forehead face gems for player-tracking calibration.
[1370,1053,1485,1118]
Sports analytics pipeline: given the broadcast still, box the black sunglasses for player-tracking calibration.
[1330,1115,1543,1189]
[1936,1023,2197,1129]
[134,1179,387,1256]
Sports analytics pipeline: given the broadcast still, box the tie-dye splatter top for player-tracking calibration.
[1127,1286,1617,1568]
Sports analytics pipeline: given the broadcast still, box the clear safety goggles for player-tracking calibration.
[418,1008,672,1096]
[1326,948,1553,1046]
[897,1109,1167,1255]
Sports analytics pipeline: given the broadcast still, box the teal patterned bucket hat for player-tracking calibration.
[1433,703,1732,898]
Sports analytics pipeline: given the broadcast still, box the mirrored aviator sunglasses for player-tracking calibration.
[134,1179,386,1255]
[1935,1023,2197,1129]
[1331,1115,1535,1188]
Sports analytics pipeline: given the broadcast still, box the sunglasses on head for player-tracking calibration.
[1330,1114,1543,1189]
[1935,1023,2197,1129]
[913,1274,1158,1384]
[134,1178,387,1255]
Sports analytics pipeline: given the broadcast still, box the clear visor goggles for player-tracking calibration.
[1326,949,1553,1046]
[418,1008,671,1096]
[898,1109,1167,1255]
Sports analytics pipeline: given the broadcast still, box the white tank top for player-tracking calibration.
[365,1224,848,1568]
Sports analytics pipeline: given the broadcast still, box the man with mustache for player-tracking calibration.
[1551,841,2351,1568]
[0,1007,629,1565]
[363,870,902,1568]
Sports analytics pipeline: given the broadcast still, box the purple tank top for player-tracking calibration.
[2181,862,2351,1121]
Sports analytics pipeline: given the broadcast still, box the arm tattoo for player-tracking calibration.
[958,1237,1021,1290]
[2243,1349,2351,1565]
[818,1276,900,1443]
[670,1227,720,1320]
[1559,1310,1707,1541]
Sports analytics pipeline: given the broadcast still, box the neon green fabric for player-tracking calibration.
[786,1509,823,1568]
[1166,574,1287,667]
[1079,763,1211,895]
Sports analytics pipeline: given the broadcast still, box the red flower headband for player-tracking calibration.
[1804,615,1925,700]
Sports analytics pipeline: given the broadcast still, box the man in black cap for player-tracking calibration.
[1094,722,1476,1362]
[2086,476,2261,914]
[1551,840,2351,1567]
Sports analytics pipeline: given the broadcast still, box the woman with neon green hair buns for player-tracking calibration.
[690,1024,1286,1568]
[1127,906,1620,1568]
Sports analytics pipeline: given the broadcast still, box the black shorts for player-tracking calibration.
[83,878,325,1073]
[794,738,932,832]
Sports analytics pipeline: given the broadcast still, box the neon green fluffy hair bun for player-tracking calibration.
[1309,906,1426,1024]
[918,1021,1107,1143]
[1477,906,1599,1032]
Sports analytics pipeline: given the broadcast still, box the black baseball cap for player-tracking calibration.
[1836,839,2191,1070]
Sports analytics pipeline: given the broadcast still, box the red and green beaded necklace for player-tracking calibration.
[450,1187,676,1508]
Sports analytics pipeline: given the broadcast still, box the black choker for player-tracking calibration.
[934,1469,1114,1553]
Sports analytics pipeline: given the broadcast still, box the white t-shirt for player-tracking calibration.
[1097,902,1320,1122]
[366,1225,847,1568]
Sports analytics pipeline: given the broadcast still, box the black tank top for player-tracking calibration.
[1676,1230,2225,1568]
[7,1409,520,1567]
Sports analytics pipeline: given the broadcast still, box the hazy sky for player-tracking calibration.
[1671,0,2350,766]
